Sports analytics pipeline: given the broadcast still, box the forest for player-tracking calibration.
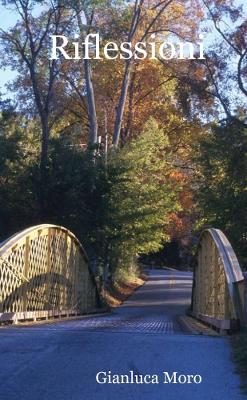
[0,0,246,285]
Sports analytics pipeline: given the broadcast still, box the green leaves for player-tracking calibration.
[104,118,178,269]
[195,119,247,267]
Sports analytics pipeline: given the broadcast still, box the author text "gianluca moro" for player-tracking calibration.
[96,370,202,384]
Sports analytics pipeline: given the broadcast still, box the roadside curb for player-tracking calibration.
[0,308,110,329]
[178,315,220,336]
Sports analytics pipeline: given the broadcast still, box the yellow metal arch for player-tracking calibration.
[191,228,245,331]
[0,224,101,323]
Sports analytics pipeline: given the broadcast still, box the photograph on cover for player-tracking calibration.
[0,0,246,399]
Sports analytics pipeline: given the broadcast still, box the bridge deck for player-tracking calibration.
[0,269,246,400]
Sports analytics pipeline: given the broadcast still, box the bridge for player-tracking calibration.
[0,224,246,332]
[191,228,246,332]
[0,224,247,400]
[0,224,102,323]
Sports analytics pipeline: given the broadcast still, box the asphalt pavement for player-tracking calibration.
[0,269,246,400]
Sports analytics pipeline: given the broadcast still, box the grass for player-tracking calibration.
[102,267,146,307]
[231,328,247,393]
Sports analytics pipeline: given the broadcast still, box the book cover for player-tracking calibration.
[0,1,246,399]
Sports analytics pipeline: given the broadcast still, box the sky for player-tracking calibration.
[0,6,18,95]
[0,3,45,98]
[0,1,246,99]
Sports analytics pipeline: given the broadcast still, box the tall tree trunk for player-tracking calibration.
[29,65,50,218]
[39,113,49,219]
[112,0,143,147]
[112,60,132,146]
[84,58,98,145]
[76,2,98,146]
[122,71,135,143]
[237,50,247,98]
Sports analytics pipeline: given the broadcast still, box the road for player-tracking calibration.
[0,269,246,400]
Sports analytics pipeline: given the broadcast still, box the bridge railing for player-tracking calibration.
[0,224,102,323]
[191,228,246,333]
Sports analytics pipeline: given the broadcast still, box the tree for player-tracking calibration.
[202,0,247,98]
[172,0,247,121]
[72,0,99,145]
[112,0,204,145]
[194,119,247,267]
[0,0,71,215]
[0,102,40,237]
[59,0,204,147]
[104,118,179,274]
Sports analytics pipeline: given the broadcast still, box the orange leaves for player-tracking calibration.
[169,170,185,182]
[166,213,191,239]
